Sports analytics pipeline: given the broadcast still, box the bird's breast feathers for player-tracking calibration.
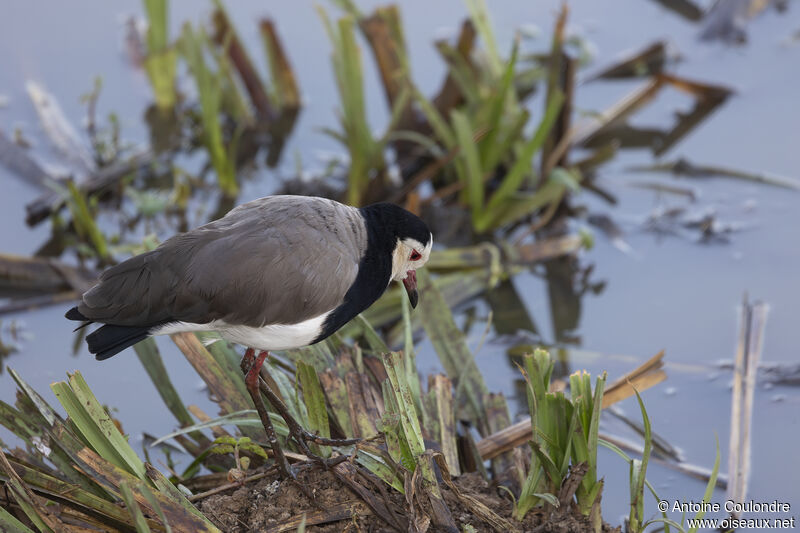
[150,311,331,351]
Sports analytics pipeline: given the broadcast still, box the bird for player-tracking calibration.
[65,195,432,476]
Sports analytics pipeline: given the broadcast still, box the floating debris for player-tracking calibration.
[587,213,638,256]
[584,41,676,81]
[25,80,95,175]
[700,0,785,43]
[0,129,55,188]
[628,157,800,191]
[577,74,732,156]
[761,362,800,386]
[649,0,704,21]
[25,148,153,226]
[627,180,698,201]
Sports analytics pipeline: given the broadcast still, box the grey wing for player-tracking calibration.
[78,196,366,328]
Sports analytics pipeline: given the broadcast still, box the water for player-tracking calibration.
[2,0,799,524]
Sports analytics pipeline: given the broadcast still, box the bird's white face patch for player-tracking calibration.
[391,233,433,282]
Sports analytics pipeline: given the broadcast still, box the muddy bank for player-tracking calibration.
[199,467,620,533]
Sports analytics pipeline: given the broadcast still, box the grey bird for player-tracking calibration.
[65,195,432,476]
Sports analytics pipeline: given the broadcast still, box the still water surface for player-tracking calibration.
[1,0,799,523]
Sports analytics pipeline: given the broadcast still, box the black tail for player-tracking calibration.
[65,306,93,331]
[65,307,87,321]
[85,324,151,361]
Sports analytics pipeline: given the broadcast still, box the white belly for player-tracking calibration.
[151,312,330,351]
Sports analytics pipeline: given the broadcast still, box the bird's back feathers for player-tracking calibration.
[72,196,366,332]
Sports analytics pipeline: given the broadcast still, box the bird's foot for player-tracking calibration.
[259,381,361,464]
[240,348,362,473]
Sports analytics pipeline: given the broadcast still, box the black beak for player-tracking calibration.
[402,270,418,308]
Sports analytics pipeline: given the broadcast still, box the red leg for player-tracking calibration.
[241,350,293,479]
[244,350,268,392]
[242,347,256,371]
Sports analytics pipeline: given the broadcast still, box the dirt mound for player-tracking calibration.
[199,467,619,532]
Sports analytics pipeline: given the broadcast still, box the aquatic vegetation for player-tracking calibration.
[0,0,773,530]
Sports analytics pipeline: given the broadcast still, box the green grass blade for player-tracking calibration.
[355,446,405,493]
[410,84,455,148]
[51,373,146,480]
[0,506,35,533]
[8,368,57,426]
[486,89,564,211]
[435,41,481,104]
[150,410,279,448]
[381,381,415,470]
[317,9,376,206]
[478,42,519,168]
[451,110,484,215]
[353,314,390,353]
[143,0,168,51]
[686,436,720,533]
[179,23,237,196]
[297,361,330,448]
[69,372,147,478]
[587,374,606,462]
[463,0,502,77]
[139,480,172,533]
[142,0,176,110]
[5,456,142,528]
[144,50,177,111]
[399,297,425,423]
[66,182,110,262]
[119,480,152,533]
[629,388,652,532]
[77,448,221,532]
[416,269,488,433]
[480,181,565,231]
[383,352,425,457]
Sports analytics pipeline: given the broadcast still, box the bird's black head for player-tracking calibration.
[360,202,433,308]
[362,202,430,245]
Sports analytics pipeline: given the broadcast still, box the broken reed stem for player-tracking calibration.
[727,295,768,517]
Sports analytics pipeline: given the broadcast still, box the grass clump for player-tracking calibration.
[512,349,604,528]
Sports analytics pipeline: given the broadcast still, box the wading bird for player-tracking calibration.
[66,195,432,477]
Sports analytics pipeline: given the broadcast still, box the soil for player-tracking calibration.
[199,466,621,533]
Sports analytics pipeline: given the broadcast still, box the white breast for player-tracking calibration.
[151,312,330,352]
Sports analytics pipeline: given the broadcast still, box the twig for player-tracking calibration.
[188,466,277,501]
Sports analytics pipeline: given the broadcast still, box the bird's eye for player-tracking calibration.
[409,250,422,261]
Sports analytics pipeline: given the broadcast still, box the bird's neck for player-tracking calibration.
[313,206,394,343]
